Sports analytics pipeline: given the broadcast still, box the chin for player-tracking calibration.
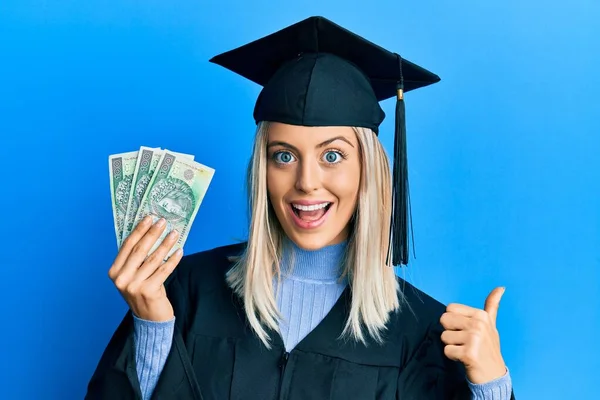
[282,224,350,251]
[287,233,335,250]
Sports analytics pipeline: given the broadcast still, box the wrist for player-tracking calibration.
[467,364,507,384]
[133,312,175,324]
[131,302,174,322]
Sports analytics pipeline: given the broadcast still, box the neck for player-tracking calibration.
[280,237,348,281]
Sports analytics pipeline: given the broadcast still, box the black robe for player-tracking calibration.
[85,243,515,400]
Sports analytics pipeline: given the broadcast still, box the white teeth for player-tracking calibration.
[292,202,330,211]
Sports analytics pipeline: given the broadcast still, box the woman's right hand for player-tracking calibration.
[108,215,184,322]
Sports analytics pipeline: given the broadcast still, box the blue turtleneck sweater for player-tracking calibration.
[274,239,348,351]
[132,240,511,399]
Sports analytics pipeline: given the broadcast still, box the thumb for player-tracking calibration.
[484,286,505,326]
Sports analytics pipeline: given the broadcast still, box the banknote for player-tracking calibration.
[131,149,215,257]
[108,151,139,247]
[120,146,194,244]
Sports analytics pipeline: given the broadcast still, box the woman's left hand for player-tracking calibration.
[440,287,507,384]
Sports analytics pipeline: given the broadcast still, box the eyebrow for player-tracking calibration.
[267,136,355,151]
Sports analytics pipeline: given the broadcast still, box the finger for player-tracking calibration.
[443,344,465,362]
[446,302,480,318]
[117,218,168,283]
[109,215,153,278]
[146,248,184,289]
[439,312,471,331]
[484,287,505,326]
[135,229,180,282]
[440,330,470,345]
[446,303,492,324]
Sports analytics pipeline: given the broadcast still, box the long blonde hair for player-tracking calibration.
[226,121,404,348]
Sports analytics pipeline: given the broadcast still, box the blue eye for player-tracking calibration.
[323,151,342,163]
[274,151,295,164]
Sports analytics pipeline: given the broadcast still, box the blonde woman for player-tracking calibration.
[87,17,514,400]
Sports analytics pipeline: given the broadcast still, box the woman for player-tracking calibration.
[86,17,514,400]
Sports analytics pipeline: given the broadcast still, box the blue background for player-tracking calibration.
[1,1,598,399]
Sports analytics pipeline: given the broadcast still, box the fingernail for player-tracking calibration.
[176,248,183,256]
[169,230,178,238]
[156,218,166,227]
[142,215,152,225]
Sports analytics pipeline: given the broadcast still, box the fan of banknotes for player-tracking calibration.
[109,146,215,257]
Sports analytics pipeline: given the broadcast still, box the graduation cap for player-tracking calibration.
[210,16,440,266]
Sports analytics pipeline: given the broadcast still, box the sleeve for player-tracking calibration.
[396,321,516,400]
[132,315,175,400]
[467,368,513,400]
[85,258,205,400]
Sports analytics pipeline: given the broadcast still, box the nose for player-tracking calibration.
[295,159,321,193]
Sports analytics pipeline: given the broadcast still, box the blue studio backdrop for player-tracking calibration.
[1,1,599,399]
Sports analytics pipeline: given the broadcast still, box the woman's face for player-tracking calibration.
[266,122,361,250]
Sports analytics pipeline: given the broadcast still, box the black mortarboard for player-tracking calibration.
[210,16,440,266]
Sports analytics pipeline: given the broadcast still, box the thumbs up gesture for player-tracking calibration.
[440,287,508,384]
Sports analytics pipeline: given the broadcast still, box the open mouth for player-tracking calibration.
[290,202,332,224]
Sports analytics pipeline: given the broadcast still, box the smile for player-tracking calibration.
[288,201,333,229]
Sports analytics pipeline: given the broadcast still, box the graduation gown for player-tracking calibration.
[86,243,516,400]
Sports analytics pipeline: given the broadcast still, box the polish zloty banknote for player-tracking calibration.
[108,151,139,247]
[132,150,215,257]
[120,146,195,244]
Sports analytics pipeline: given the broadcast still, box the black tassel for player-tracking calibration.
[387,54,411,267]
